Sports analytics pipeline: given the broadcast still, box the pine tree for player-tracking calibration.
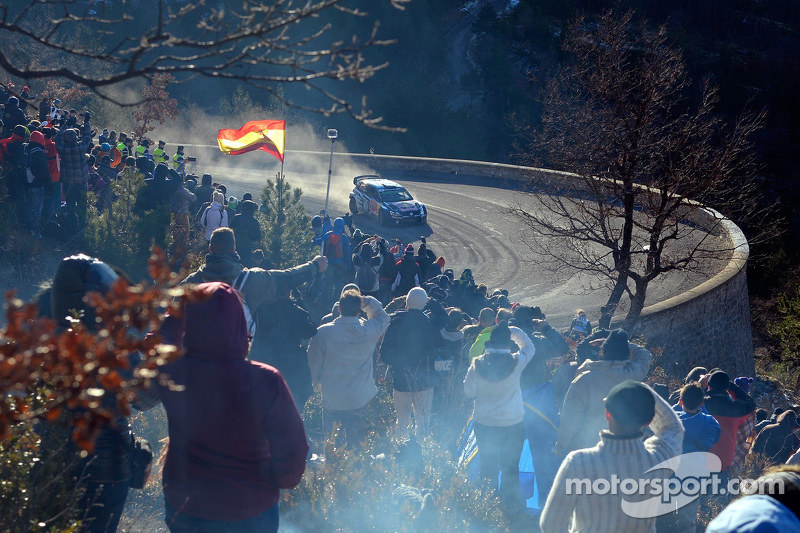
[259,174,313,269]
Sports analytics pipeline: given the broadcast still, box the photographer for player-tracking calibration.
[172,145,196,176]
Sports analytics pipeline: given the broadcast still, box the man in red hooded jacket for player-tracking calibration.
[158,282,308,532]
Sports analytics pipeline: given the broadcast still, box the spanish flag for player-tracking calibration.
[217,120,285,162]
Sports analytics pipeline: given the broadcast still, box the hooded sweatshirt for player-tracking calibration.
[158,283,308,521]
[322,217,352,270]
[464,326,536,426]
[25,131,49,188]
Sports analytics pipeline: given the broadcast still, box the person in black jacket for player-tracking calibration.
[380,287,448,439]
[249,293,318,410]
[1,96,27,137]
[229,199,262,267]
[25,130,50,235]
[40,254,159,533]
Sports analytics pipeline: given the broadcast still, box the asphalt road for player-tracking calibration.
[190,148,731,329]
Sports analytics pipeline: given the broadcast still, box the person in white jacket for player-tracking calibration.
[307,286,390,449]
[556,328,653,456]
[540,381,684,533]
[201,190,228,242]
[464,321,535,508]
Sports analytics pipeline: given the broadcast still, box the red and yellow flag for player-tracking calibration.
[217,120,285,162]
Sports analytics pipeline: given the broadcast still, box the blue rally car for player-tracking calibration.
[349,175,427,226]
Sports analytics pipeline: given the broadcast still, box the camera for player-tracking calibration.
[186,156,197,162]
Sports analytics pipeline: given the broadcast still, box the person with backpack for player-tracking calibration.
[321,217,352,308]
[352,238,383,298]
[200,190,228,243]
[182,227,327,336]
[23,130,49,236]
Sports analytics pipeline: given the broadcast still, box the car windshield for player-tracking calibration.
[379,188,413,203]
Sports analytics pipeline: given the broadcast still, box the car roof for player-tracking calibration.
[354,175,405,190]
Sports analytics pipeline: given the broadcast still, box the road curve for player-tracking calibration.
[189,146,731,329]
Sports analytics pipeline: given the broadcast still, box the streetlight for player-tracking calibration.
[324,128,338,217]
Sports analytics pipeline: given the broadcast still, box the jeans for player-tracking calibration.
[25,185,45,234]
[393,388,434,439]
[165,501,279,533]
[64,181,88,229]
[323,405,369,449]
[78,480,130,533]
[474,421,525,505]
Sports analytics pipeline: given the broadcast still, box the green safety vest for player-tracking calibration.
[153,147,167,163]
[173,153,185,169]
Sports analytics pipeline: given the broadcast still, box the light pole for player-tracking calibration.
[324,128,338,217]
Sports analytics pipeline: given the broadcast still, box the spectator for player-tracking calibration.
[249,294,318,410]
[380,287,447,439]
[306,287,390,449]
[168,173,196,265]
[706,465,800,532]
[2,96,27,136]
[158,282,308,533]
[556,328,653,455]
[464,321,536,509]
[43,255,159,532]
[229,199,262,267]
[321,217,352,307]
[24,130,49,236]
[352,238,383,298]
[55,116,93,230]
[540,381,684,533]
[392,244,421,298]
[200,190,228,243]
[751,410,800,465]
[183,227,326,316]
[704,370,757,471]
[1,124,28,225]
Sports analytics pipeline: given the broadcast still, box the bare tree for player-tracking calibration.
[0,0,409,128]
[510,10,772,329]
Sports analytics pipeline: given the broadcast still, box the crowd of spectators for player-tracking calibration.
[4,87,800,533]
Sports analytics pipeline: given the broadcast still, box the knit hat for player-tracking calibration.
[487,320,511,349]
[601,328,629,360]
[212,190,224,204]
[605,380,655,427]
[332,217,345,235]
[29,130,45,146]
[436,256,445,268]
[406,287,428,310]
[101,142,111,152]
[227,196,239,211]
[708,370,730,391]
[405,243,414,256]
[734,376,754,394]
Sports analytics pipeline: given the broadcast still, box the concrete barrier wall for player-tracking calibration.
[343,152,755,376]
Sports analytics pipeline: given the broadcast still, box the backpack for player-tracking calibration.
[324,233,343,260]
[21,143,35,184]
[233,270,256,338]
[356,260,379,293]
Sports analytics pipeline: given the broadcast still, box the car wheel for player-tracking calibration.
[349,197,358,214]
[379,209,389,226]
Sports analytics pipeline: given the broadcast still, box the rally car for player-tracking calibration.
[349,175,427,226]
